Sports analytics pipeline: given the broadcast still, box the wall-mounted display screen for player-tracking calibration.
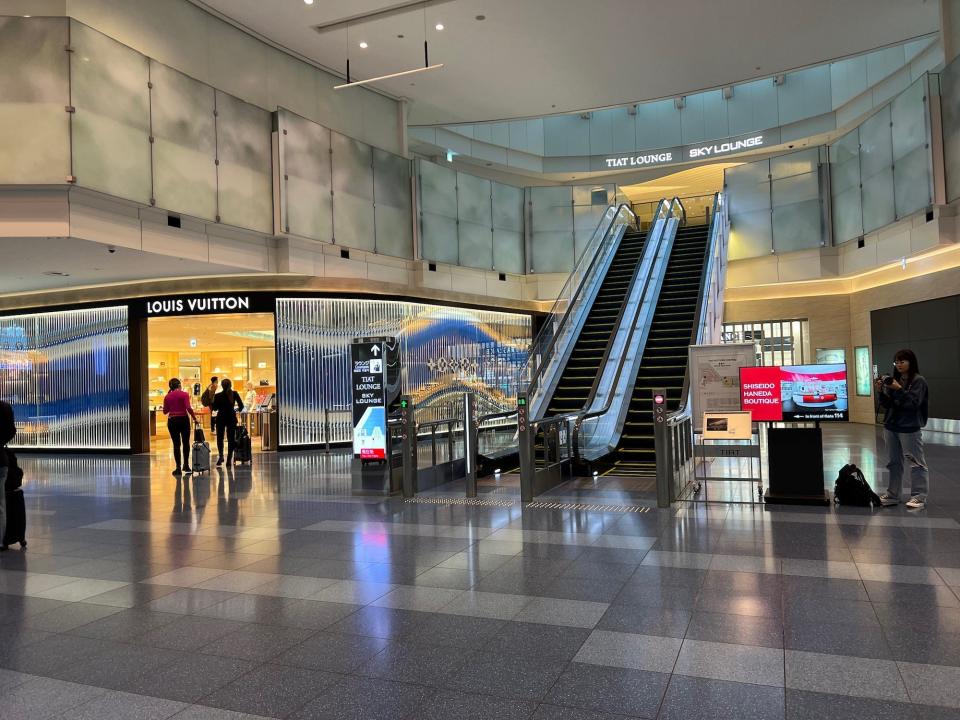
[740,364,848,422]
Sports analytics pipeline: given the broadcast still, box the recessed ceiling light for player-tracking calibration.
[303,0,314,4]
[23,14,31,18]
[435,23,444,30]
[359,41,368,48]
[475,14,486,20]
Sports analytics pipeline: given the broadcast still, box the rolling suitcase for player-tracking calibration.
[192,441,211,473]
[3,489,26,549]
[233,425,252,464]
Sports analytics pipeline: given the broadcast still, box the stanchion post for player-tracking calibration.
[517,392,533,503]
[652,388,670,508]
[400,395,416,498]
[464,392,478,498]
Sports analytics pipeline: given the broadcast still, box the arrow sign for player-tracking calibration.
[370,345,380,356]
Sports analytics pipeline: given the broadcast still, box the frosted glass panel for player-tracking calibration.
[770,147,819,179]
[421,212,458,264]
[531,186,573,231]
[279,109,332,242]
[890,77,927,161]
[859,106,893,178]
[894,145,933,219]
[531,230,574,273]
[941,58,960,202]
[729,209,773,260]
[830,129,861,195]
[773,199,822,252]
[493,228,524,274]
[71,22,151,204]
[373,149,412,258]
[832,185,863,244]
[574,205,605,261]
[772,172,819,206]
[457,172,492,226]
[332,132,374,251]
[0,17,69,184]
[150,61,216,221]
[0,306,130,450]
[419,160,457,218]
[726,160,771,214]
[458,221,494,270]
[215,90,273,234]
[862,169,896,232]
[492,182,523,231]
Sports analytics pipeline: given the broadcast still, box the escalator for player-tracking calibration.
[545,227,649,416]
[603,222,711,477]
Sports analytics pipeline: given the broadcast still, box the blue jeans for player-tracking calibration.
[885,429,929,501]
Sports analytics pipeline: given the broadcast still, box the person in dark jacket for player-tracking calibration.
[212,379,244,466]
[876,349,929,509]
[0,400,16,547]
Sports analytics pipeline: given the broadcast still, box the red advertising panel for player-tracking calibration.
[740,364,848,422]
[739,366,783,421]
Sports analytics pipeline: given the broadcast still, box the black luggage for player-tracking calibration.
[4,489,26,549]
[234,425,252,464]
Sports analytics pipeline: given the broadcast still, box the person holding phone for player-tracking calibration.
[875,349,929,509]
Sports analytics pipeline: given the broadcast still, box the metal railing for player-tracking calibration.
[520,204,638,417]
[657,192,730,506]
[400,393,480,498]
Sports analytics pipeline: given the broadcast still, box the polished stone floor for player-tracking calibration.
[2,424,960,719]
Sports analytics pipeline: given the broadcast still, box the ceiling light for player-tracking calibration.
[335,63,443,89]
[303,0,314,4]
[359,41,368,48]
[435,23,444,30]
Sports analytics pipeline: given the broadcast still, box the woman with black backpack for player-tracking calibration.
[875,349,930,509]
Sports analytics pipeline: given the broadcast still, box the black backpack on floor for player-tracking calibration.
[833,463,881,507]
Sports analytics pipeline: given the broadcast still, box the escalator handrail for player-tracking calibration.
[478,409,517,425]
[667,191,727,425]
[523,204,639,405]
[569,197,686,454]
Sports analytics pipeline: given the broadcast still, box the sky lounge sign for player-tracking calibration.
[687,134,764,159]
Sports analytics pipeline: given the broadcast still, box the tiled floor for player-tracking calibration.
[3,424,960,718]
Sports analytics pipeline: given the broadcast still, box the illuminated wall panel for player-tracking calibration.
[276,298,531,447]
[0,307,130,450]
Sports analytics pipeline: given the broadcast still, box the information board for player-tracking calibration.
[351,338,390,460]
[702,411,754,440]
[689,343,755,433]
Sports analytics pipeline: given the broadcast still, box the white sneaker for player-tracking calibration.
[879,493,899,506]
[905,496,926,509]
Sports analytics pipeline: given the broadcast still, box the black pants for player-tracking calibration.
[167,416,191,470]
[216,420,237,461]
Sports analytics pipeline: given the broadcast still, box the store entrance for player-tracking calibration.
[146,312,277,455]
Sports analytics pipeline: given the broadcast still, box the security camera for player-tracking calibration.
[107,245,116,254]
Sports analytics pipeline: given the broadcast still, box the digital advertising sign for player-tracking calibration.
[740,364,848,422]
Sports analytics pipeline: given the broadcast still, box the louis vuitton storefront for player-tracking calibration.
[0,292,532,453]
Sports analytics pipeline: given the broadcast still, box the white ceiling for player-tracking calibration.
[192,0,939,125]
[149,313,275,353]
[0,237,252,295]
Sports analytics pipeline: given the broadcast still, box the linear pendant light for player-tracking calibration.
[335,2,443,90]
[335,63,443,89]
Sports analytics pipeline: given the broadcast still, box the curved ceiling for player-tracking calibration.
[192,0,939,125]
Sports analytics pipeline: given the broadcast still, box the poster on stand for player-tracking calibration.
[689,343,755,433]
[351,338,392,460]
[702,411,754,440]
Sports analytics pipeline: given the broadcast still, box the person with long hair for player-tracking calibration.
[875,348,930,509]
[162,378,197,476]
[212,378,244,465]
